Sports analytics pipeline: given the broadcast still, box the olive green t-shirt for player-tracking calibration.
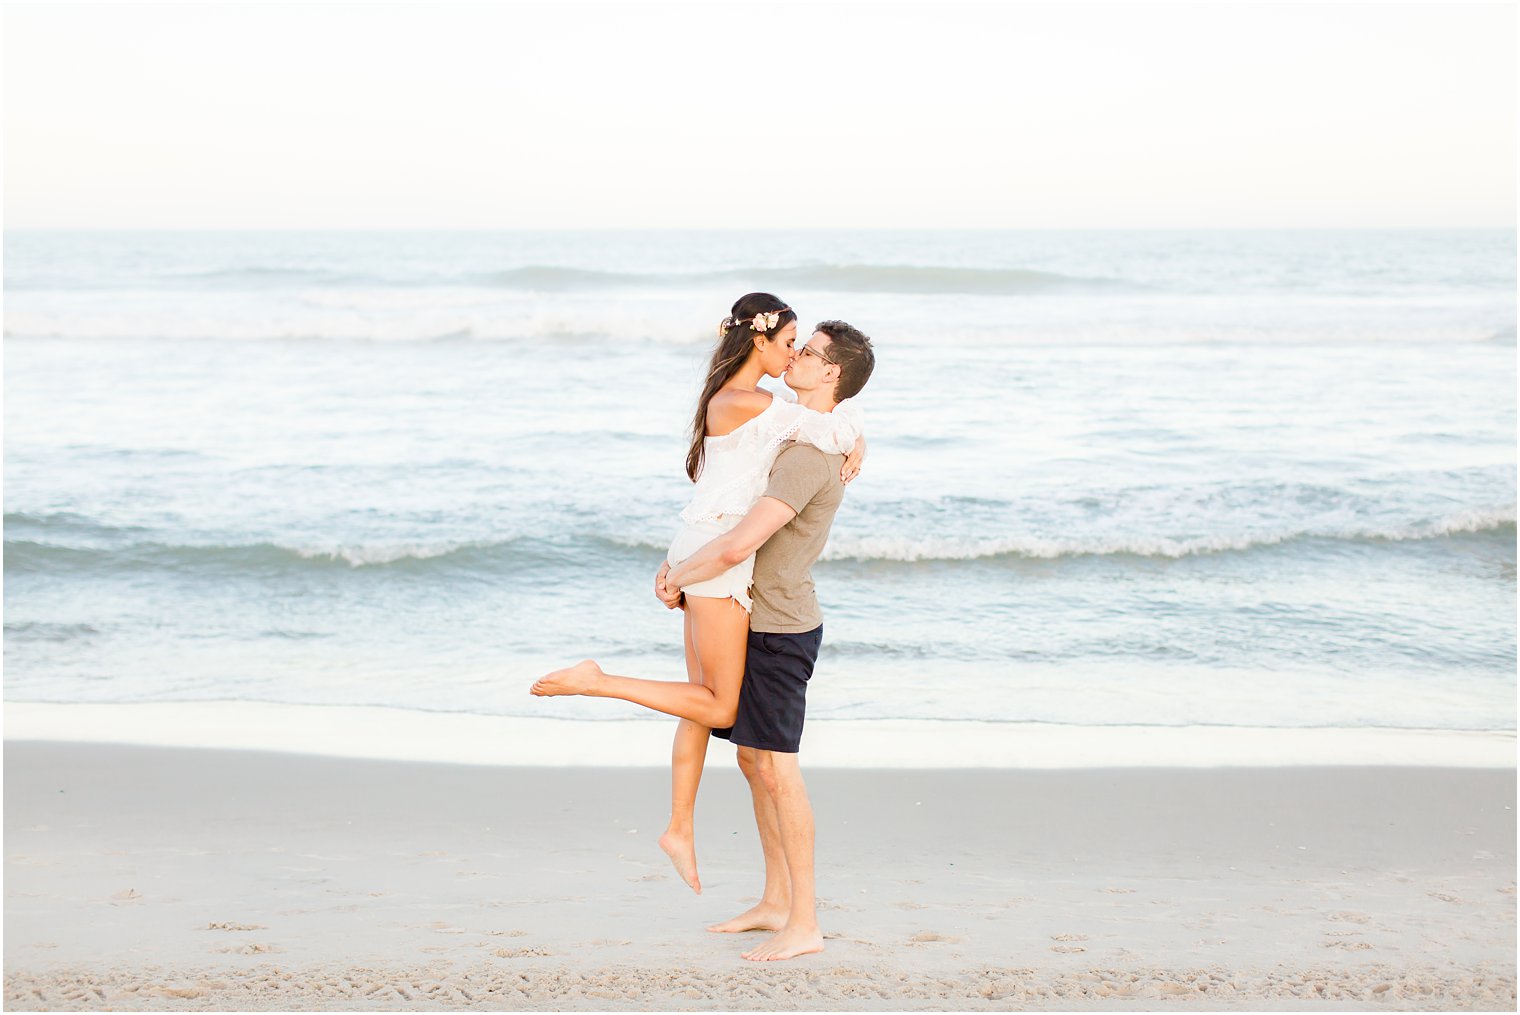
[749,442,846,634]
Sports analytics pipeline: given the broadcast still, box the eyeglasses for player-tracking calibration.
[798,344,836,365]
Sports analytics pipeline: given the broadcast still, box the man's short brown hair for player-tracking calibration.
[815,320,874,401]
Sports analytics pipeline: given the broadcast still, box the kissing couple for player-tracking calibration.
[533,292,875,961]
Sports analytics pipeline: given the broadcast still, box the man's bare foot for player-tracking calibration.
[530,660,603,697]
[707,902,788,934]
[741,922,824,961]
[658,831,701,895]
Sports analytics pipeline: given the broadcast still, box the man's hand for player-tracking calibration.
[842,435,868,485]
[655,561,685,610]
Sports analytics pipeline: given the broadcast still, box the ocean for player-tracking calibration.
[4,229,1514,740]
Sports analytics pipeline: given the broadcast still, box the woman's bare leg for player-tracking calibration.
[532,597,749,895]
[659,607,709,894]
[531,596,750,728]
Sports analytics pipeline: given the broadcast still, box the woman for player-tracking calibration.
[531,292,864,894]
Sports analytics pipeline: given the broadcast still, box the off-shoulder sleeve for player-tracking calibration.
[762,397,863,454]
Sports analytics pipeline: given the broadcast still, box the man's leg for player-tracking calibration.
[741,750,823,961]
[708,746,791,933]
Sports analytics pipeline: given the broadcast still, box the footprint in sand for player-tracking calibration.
[631,873,667,882]
[1326,911,1371,924]
[214,943,282,954]
[1050,944,1086,953]
[1101,887,1135,894]
[1323,940,1374,950]
[494,947,551,958]
[908,931,960,943]
[1426,891,1465,904]
[205,922,265,932]
[1050,933,1088,941]
[1323,930,1363,937]
[109,889,142,904]
[487,929,529,937]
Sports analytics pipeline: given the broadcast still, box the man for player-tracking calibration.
[654,320,876,962]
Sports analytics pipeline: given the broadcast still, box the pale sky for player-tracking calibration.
[3,1,1515,229]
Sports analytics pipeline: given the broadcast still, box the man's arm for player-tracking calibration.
[666,497,797,592]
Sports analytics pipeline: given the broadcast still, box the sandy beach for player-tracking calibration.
[3,739,1514,1011]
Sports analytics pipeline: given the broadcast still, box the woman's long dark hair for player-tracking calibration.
[685,293,796,482]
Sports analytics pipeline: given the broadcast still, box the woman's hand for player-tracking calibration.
[842,435,867,484]
[655,561,685,610]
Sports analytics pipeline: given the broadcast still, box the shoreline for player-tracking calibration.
[5,700,1514,769]
[4,741,1514,1011]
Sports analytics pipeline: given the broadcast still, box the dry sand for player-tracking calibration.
[3,741,1514,1010]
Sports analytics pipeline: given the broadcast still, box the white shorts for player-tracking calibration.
[668,517,754,612]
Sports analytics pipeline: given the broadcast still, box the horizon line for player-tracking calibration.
[6,225,1517,234]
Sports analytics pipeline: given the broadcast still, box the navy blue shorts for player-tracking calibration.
[711,625,822,754]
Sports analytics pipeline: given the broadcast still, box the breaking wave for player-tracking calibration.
[7,508,1513,575]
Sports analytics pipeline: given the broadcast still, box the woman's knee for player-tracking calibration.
[711,701,740,729]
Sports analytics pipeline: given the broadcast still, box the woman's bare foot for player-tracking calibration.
[530,660,604,697]
[741,922,824,961]
[657,831,701,894]
[707,902,788,934]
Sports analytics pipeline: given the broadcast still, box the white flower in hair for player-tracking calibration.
[752,310,780,333]
[717,316,734,338]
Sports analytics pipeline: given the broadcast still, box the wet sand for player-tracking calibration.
[3,741,1514,1010]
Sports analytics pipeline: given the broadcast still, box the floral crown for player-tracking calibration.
[717,307,791,339]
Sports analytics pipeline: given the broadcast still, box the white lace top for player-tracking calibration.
[680,392,863,525]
